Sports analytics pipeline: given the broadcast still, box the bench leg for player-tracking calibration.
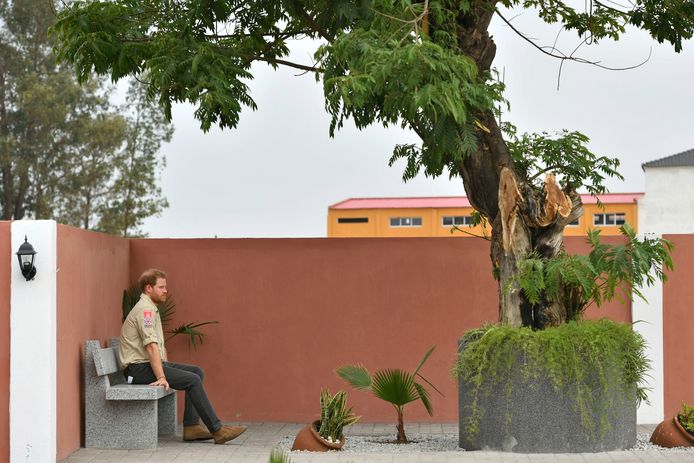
[158,393,177,435]
[86,400,159,449]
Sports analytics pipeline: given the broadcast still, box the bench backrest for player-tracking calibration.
[93,347,119,376]
[86,340,125,387]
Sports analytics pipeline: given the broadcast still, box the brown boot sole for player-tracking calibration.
[183,435,214,441]
[213,427,246,444]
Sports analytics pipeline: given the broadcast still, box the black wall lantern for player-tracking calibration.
[16,236,37,281]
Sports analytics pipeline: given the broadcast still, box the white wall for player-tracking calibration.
[634,165,694,423]
[10,220,57,462]
[632,258,664,424]
[639,166,694,234]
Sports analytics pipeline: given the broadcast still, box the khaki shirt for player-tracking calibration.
[119,294,167,369]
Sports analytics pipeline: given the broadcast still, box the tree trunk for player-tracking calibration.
[396,407,407,443]
[453,2,580,328]
[0,56,12,220]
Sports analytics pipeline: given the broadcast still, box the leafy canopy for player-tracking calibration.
[52,0,694,183]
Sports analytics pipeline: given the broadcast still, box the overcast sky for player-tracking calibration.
[141,8,694,238]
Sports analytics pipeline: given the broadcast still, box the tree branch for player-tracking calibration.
[250,55,322,73]
[495,8,651,74]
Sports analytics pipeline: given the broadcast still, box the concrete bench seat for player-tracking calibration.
[105,383,174,401]
[85,339,177,449]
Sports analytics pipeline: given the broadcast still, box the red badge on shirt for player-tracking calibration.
[143,310,153,328]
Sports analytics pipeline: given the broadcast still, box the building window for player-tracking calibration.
[442,216,473,226]
[390,217,422,227]
[337,217,368,224]
[593,213,626,226]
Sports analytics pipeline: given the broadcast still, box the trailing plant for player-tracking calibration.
[337,346,441,443]
[511,224,673,325]
[121,285,219,350]
[453,320,650,441]
[317,389,360,443]
[678,403,694,435]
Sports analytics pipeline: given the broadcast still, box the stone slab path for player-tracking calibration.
[60,423,694,462]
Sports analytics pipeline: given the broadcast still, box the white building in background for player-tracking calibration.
[639,148,694,235]
[633,147,694,424]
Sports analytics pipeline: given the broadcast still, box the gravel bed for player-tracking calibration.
[279,433,694,453]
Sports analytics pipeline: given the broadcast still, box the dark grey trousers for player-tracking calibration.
[125,361,222,432]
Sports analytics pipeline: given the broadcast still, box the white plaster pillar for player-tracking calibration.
[10,220,57,462]
[632,232,665,424]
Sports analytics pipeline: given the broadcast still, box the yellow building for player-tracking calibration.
[327,194,643,238]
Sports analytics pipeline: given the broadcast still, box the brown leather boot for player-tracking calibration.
[183,424,214,441]
[212,425,247,444]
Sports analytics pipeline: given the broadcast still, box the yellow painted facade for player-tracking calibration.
[327,198,640,238]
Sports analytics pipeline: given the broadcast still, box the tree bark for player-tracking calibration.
[453,1,580,328]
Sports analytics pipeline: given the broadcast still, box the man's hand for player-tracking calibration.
[149,376,169,390]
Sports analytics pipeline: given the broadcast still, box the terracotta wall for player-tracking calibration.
[0,222,10,463]
[662,234,694,419]
[56,225,129,460]
[130,235,630,423]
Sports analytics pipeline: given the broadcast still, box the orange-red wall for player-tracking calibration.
[129,236,631,423]
[0,222,10,463]
[662,234,694,419]
[56,225,129,460]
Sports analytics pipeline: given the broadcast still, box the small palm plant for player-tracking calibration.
[336,346,441,443]
[317,389,360,444]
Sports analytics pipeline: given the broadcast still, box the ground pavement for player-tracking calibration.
[60,423,694,462]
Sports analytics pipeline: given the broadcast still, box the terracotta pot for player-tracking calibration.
[291,420,345,451]
[650,416,694,448]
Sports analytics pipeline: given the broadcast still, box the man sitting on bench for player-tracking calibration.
[120,268,246,444]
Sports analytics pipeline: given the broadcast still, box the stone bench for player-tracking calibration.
[85,339,177,449]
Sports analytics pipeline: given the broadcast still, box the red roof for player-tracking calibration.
[329,193,644,210]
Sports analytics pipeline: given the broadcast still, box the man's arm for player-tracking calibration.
[146,342,169,390]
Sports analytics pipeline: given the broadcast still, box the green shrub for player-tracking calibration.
[678,403,694,434]
[453,320,649,439]
[317,389,360,443]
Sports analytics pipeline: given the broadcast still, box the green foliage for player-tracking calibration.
[319,24,503,181]
[678,403,694,435]
[0,0,170,232]
[453,320,650,440]
[504,125,622,200]
[95,78,173,237]
[167,321,221,350]
[336,346,441,440]
[121,285,218,350]
[268,448,291,463]
[513,224,674,321]
[317,389,360,442]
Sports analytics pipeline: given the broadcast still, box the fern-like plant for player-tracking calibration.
[317,389,360,443]
[336,346,441,443]
[513,224,673,324]
[121,285,219,350]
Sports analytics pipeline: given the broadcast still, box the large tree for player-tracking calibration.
[0,0,171,237]
[52,0,687,325]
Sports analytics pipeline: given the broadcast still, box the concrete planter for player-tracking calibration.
[458,340,637,453]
